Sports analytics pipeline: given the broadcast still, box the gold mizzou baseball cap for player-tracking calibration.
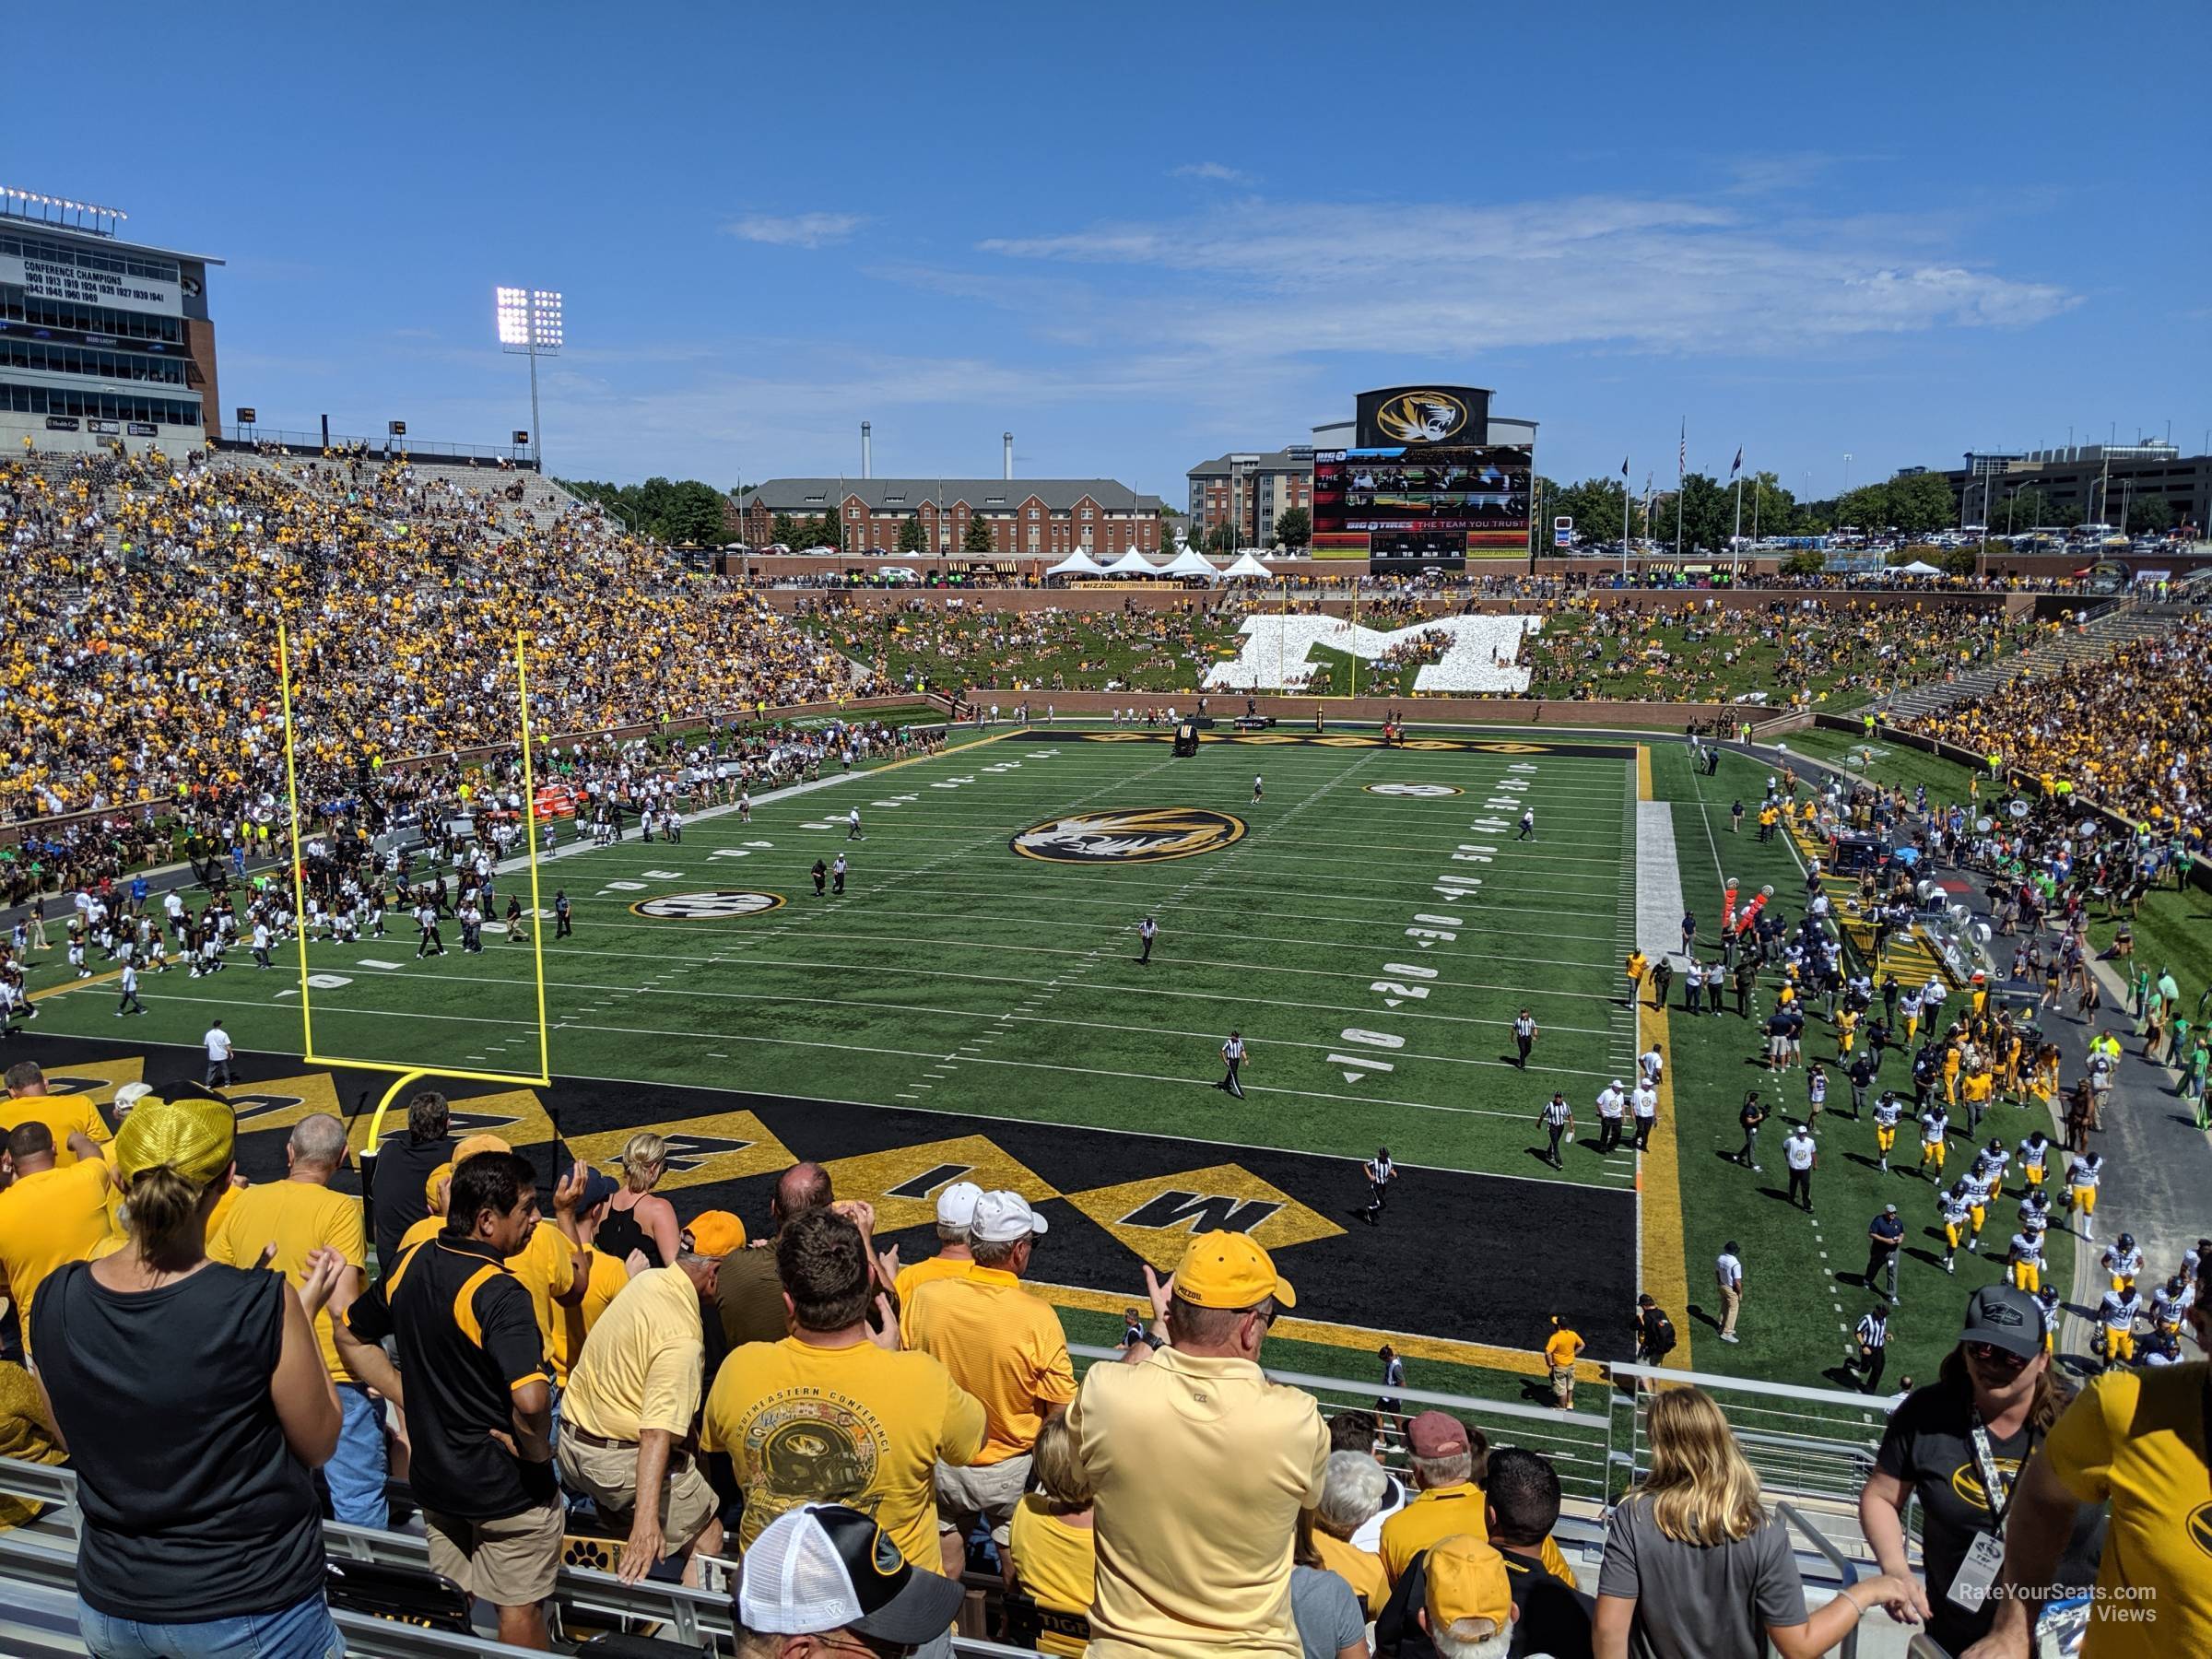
[1172,1230,1295,1311]
[1425,1535,1512,1632]
[113,1093,234,1188]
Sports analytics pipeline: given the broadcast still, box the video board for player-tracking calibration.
[1311,442,1534,565]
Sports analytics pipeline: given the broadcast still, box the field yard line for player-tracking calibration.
[422,941,1623,1031]
[719,879,1620,936]
[573,869,1623,920]
[762,837,1630,872]
[571,876,1610,929]
[65,982,1629,1157]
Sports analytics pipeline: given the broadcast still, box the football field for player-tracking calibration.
[24,728,1650,1370]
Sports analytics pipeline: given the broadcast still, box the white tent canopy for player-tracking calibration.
[1893,559,1943,576]
[1158,547,1220,580]
[1042,548,1106,576]
[1101,548,1161,575]
[1221,551,1276,580]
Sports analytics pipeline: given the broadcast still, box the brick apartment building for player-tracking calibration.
[739,477,1166,557]
[1185,447,1313,548]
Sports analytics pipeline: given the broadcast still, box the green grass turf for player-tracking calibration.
[29,735,1642,1183]
[1649,744,2078,1390]
[33,728,2053,1398]
[1776,724,1994,804]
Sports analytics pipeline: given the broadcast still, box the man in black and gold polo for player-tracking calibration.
[336,1151,561,1649]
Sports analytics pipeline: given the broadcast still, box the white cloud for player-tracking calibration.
[725,212,865,249]
[1171,161,1254,185]
[974,193,2076,357]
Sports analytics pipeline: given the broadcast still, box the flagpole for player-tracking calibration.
[1620,455,1630,581]
[1733,473,1744,581]
[1675,418,1686,561]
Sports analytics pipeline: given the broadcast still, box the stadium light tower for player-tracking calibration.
[495,286,562,467]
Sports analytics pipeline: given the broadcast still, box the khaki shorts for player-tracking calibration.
[935,1453,1031,1544]
[424,1500,564,1607]
[1548,1364,1575,1399]
[556,1434,719,1555]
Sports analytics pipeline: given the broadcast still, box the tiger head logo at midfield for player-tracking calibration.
[1011,808,1247,865]
[1374,391,1469,444]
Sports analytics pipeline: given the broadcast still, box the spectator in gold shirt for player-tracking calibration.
[901,1189,1076,1582]
[1066,1231,1329,1659]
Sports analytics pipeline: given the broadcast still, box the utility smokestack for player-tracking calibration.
[1003,431,1013,480]
[861,421,872,480]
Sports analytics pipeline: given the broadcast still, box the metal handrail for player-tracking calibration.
[1776,1501,1865,1659]
[215,427,538,467]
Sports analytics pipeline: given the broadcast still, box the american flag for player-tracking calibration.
[1677,419,1687,481]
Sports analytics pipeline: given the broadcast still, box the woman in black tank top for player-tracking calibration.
[32,1094,347,1656]
[598,1130,680,1265]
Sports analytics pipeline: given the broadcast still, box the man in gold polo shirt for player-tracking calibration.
[1381,1412,1493,1582]
[890,1180,980,1307]
[1066,1231,1328,1658]
[557,1249,726,1584]
[901,1190,1076,1580]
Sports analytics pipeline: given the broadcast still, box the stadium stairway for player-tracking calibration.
[1784,812,1956,991]
[1872,598,2180,725]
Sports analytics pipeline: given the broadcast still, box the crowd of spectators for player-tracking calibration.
[0,1062,2203,1657]
[1516,597,2038,706]
[800,598,1244,696]
[1908,614,2212,837]
[0,450,858,823]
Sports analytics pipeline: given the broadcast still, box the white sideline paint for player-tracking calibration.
[1636,800,1688,966]
[1201,613,1543,693]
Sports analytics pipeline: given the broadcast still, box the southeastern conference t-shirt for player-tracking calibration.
[701,1335,985,1569]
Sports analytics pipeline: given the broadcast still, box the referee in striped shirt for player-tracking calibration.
[1537,1091,1574,1168]
[1853,1303,1889,1394]
[1215,1031,1248,1099]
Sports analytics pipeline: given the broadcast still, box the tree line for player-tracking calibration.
[558,477,735,545]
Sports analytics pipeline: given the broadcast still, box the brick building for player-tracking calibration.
[739,477,1165,557]
[1185,447,1313,548]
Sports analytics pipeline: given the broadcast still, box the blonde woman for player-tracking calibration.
[594,1131,681,1266]
[1594,1387,1908,1659]
[1007,1413,1095,1655]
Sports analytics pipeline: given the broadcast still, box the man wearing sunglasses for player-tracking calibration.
[735,1503,966,1659]
[1065,1231,1329,1657]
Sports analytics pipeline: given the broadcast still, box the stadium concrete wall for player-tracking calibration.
[755,587,2039,618]
[962,688,1743,730]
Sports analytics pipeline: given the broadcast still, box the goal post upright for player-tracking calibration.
[279,618,553,1090]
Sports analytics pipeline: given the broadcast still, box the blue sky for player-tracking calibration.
[14,4,2207,498]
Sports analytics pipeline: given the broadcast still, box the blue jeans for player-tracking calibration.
[327,1385,388,1528]
[81,1591,344,1657]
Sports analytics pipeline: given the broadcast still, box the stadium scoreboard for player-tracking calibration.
[1312,441,1533,567]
